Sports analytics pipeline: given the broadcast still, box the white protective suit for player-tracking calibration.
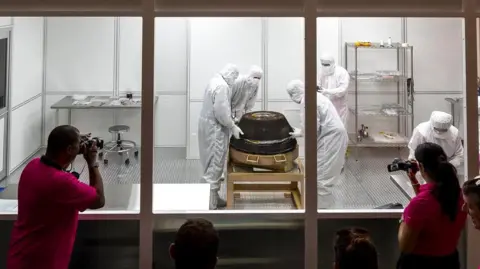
[198,64,241,208]
[231,66,264,122]
[408,111,464,169]
[287,80,348,195]
[317,53,350,128]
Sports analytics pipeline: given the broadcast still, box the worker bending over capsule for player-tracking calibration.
[287,80,348,196]
[408,111,464,171]
[231,65,264,123]
[198,64,242,210]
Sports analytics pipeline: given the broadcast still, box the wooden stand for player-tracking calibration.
[226,159,304,209]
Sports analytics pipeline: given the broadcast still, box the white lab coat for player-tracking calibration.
[318,65,350,128]
[300,92,348,190]
[231,74,259,121]
[198,69,239,192]
[408,122,464,169]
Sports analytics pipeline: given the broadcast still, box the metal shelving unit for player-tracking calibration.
[345,42,414,148]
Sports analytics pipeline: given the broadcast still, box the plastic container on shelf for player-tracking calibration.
[375,70,400,80]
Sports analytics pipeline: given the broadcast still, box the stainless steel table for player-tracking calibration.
[390,174,415,200]
[390,170,465,201]
[51,95,159,126]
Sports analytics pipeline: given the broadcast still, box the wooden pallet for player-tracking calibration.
[226,159,304,209]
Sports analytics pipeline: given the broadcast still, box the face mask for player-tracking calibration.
[432,127,449,139]
[248,77,260,88]
[290,93,303,104]
[321,62,335,76]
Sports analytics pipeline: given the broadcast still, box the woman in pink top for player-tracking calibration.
[397,142,467,269]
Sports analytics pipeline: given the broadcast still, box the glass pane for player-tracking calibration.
[40,17,142,213]
[154,17,305,211]
[316,17,465,210]
[154,216,304,268]
[1,17,142,211]
[71,220,140,268]
[0,16,142,268]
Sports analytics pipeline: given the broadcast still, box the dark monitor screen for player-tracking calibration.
[0,38,6,110]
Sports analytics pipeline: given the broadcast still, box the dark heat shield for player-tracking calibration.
[230,111,298,155]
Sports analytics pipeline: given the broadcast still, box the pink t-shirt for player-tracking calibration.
[7,158,98,269]
[402,183,467,256]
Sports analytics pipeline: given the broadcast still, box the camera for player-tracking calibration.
[387,158,418,173]
[79,135,104,154]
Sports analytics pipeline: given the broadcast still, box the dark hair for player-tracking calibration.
[415,142,460,221]
[463,177,480,208]
[334,228,378,269]
[173,218,219,269]
[46,125,80,156]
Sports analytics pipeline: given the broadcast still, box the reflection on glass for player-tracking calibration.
[153,17,304,212]
[316,17,465,210]
[153,217,304,269]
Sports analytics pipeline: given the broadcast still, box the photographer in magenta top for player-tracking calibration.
[396,142,467,269]
[7,125,105,269]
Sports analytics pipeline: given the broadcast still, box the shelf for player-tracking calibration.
[348,104,412,117]
[348,133,409,148]
[346,42,412,49]
[349,73,406,82]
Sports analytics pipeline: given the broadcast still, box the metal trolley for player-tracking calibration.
[344,42,415,159]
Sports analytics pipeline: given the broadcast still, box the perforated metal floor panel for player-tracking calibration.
[3,147,409,210]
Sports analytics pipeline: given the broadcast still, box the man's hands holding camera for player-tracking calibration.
[83,141,98,168]
[80,133,98,167]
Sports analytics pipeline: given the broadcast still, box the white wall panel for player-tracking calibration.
[406,18,464,92]
[267,18,304,100]
[45,17,115,92]
[0,18,12,27]
[187,101,261,159]
[155,95,186,146]
[317,18,340,65]
[71,110,113,142]
[10,98,42,171]
[43,95,65,145]
[414,93,464,138]
[189,18,262,100]
[11,17,44,107]
[116,109,141,144]
[118,17,142,92]
[155,18,188,93]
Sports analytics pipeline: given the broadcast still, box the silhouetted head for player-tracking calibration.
[463,177,480,230]
[45,125,81,169]
[170,218,219,269]
[334,228,378,269]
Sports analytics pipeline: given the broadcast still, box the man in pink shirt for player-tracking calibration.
[7,125,105,269]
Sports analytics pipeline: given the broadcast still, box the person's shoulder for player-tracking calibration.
[448,125,460,137]
[415,122,430,135]
[336,65,349,74]
[409,190,438,208]
[21,158,44,176]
